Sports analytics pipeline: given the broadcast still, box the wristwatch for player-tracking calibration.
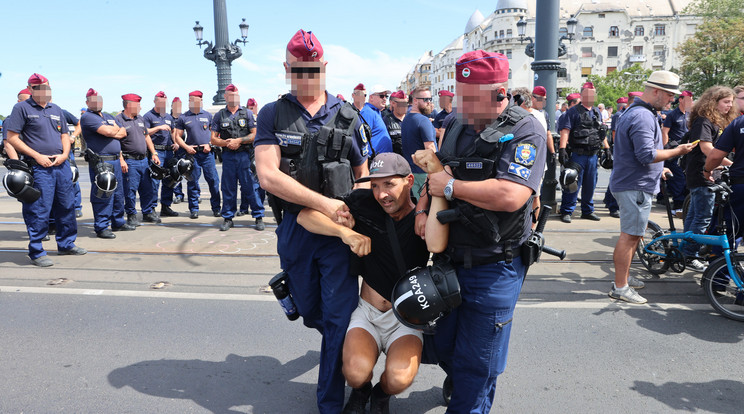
[444,178,456,201]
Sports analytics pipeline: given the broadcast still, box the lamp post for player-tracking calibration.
[193,0,249,106]
[517,5,577,208]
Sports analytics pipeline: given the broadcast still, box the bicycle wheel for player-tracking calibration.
[700,255,744,322]
[636,220,669,275]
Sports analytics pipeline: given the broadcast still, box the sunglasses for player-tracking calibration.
[30,84,51,90]
[375,94,388,99]
[415,97,433,103]
[290,66,322,78]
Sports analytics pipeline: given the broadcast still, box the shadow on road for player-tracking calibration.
[632,379,744,413]
[108,351,320,413]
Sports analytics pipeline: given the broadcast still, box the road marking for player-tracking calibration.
[0,285,713,310]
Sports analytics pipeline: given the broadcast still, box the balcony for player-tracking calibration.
[629,54,646,62]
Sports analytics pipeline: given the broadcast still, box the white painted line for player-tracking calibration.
[0,285,713,310]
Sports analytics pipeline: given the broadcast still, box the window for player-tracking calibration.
[506,49,512,59]
[654,24,666,36]
[607,67,617,74]
[609,26,619,37]
[507,29,512,37]
[581,47,593,57]
[634,25,644,36]
[599,13,605,18]
[654,45,664,57]
[581,67,592,77]
[559,27,567,37]
[633,45,643,55]
[557,67,567,78]
[583,27,594,37]
[508,69,512,80]
[607,46,618,57]
[499,30,504,38]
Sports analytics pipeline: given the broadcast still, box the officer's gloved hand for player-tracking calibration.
[558,148,569,166]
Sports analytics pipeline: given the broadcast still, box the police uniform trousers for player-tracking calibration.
[23,162,78,259]
[187,151,220,214]
[246,154,266,209]
[47,152,83,228]
[148,148,176,211]
[432,256,526,414]
[560,152,598,216]
[276,213,358,413]
[663,159,687,210]
[123,157,155,216]
[220,149,264,219]
[89,159,126,233]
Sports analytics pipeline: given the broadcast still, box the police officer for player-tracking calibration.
[383,90,407,156]
[558,82,610,223]
[210,84,264,231]
[662,90,694,215]
[243,97,265,214]
[115,94,161,226]
[4,73,87,266]
[433,89,454,143]
[2,89,31,161]
[603,96,628,218]
[143,91,179,218]
[169,97,186,204]
[254,29,369,414]
[415,50,546,413]
[174,91,221,219]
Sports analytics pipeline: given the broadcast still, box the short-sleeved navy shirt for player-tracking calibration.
[210,106,256,134]
[714,115,744,178]
[143,108,173,146]
[662,107,688,144]
[80,110,122,155]
[115,112,148,155]
[401,112,437,173]
[255,92,367,167]
[557,104,599,132]
[62,109,79,126]
[432,109,451,129]
[685,117,720,189]
[175,110,213,146]
[4,98,68,155]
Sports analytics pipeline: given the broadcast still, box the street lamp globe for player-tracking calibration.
[239,18,249,40]
[566,15,578,40]
[516,16,527,39]
[193,21,204,42]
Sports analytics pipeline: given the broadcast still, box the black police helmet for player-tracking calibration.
[147,163,168,180]
[177,158,195,181]
[560,161,583,193]
[95,170,117,198]
[70,163,80,183]
[392,261,461,332]
[599,149,613,170]
[3,169,41,203]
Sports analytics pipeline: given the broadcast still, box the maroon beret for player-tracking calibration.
[438,90,454,97]
[155,91,167,98]
[354,83,365,91]
[122,93,142,102]
[86,88,98,97]
[189,90,203,98]
[28,73,48,85]
[566,93,580,101]
[336,94,345,101]
[628,91,643,97]
[532,86,547,97]
[617,97,628,104]
[287,29,323,62]
[172,97,181,103]
[18,88,31,96]
[391,90,406,100]
[581,82,595,90]
[681,90,693,98]
[225,84,238,92]
[456,50,509,84]
[246,98,257,106]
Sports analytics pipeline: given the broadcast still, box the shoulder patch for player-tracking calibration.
[359,125,367,144]
[514,143,536,166]
[508,162,531,180]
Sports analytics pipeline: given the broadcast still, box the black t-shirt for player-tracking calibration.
[685,117,720,188]
[343,189,430,301]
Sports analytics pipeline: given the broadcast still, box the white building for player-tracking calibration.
[401,0,702,107]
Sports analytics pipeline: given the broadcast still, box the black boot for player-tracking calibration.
[342,381,371,414]
[160,205,179,217]
[369,382,390,414]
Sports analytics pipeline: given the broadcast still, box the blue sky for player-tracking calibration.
[1,0,496,117]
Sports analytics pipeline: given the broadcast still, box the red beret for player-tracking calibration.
[336,94,345,101]
[354,83,365,91]
[628,91,643,97]
[155,91,167,98]
[86,88,98,97]
[391,90,406,99]
[438,90,454,97]
[28,73,48,85]
[287,29,323,62]
[189,90,203,98]
[18,88,31,96]
[172,97,181,103]
[581,82,595,90]
[566,93,580,101]
[122,93,142,102]
[681,90,693,98]
[225,84,238,92]
[246,98,257,106]
[617,97,628,104]
[532,86,547,97]
[456,50,509,84]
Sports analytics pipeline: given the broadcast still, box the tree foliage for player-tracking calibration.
[586,64,652,109]
[684,0,744,19]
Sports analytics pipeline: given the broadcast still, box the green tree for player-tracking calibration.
[684,0,744,18]
[586,64,652,109]
[677,18,744,96]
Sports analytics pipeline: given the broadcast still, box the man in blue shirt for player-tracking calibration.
[360,88,392,155]
[143,91,179,218]
[401,86,436,198]
[610,71,695,304]
[661,90,693,214]
[4,73,87,266]
[174,90,221,219]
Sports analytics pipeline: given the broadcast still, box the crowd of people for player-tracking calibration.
[3,26,744,413]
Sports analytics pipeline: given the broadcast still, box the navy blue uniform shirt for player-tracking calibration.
[115,112,148,155]
[433,109,451,129]
[662,107,688,144]
[80,110,122,155]
[210,106,256,133]
[143,108,173,146]
[62,109,79,126]
[175,110,213,146]
[4,98,68,155]
[714,115,744,178]
[557,103,599,132]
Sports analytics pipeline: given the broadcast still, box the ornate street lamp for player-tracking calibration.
[192,0,249,106]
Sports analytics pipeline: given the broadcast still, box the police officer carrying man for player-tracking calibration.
[4,73,87,266]
[174,91,221,219]
[169,97,186,204]
[143,91,179,218]
[414,50,546,413]
[210,84,264,231]
[115,94,161,226]
[80,88,132,239]
[383,90,407,156]
[558,82,610,223]
[254,29,370,413]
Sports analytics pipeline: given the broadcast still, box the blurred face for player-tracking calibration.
[736,92,744,113]
[457,82,505,129]
[532,94,546,110]
[392,98,407,117]
[284,52,326,98]
[717,95,734,115]
[247,104,257,113]
[87,96,103,112]
[171,101,182,115]
[154,97,167,114]
[413,91,433,115]
[439,96,452,110]
[352,90,366,106]
[225,90,241,107]
[580,88,596,108]
[369,92,387,110]
[189,96,202,113]
[30,82,52,104]
[17,93,31,102]
[371,175,413,218]
[679,95,693,111]
[124,100,141,117]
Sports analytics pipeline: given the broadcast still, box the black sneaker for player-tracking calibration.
[58,246,87,256]
[609,210,620,218]
[442,375,453,406]
[561,214,572,223]
[142,212,162,223]
[160,205,179,217]
[220,219,234,231]
[97,229,116,239]
[369,383,390,414]
[342,382,371,414]
[75,209,83,218]
[48,224,57,235]
[127,214,141,227]
[581,212,601,221]
[255,217,265,231]
[190,211,199,219]
[212,210,221,217]
[112,224,136,232]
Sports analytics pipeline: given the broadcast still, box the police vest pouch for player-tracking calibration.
[321,160,353,197]
[448,157,495,181]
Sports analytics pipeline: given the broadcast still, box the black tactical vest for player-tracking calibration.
[217,107,251,140]
[272,94,360,214]
[439,105,534,266]
[383,113,404,156]
[568,105,603,149]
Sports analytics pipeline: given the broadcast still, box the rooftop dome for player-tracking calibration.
[495,0,528,11]
[464,9,485,34]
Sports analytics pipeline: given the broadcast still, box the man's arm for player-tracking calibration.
[7,131,55,167]
[3,141,19,159]
[145,135,160,165]
[297,208,370,257]
[661,126,671,146]
[174,128,196,154]
[558,128,569,148]
[96,124,126,139]
[428,171,533,213]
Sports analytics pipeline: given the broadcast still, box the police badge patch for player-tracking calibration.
[359,125,367,144]
[238,118,246,127]
[514,143,536,166]
[508,162,531,180]
[202,123,208,130]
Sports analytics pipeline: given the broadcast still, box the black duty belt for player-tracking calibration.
[97,154,120,161]
[153,144,173,151]
[122,153,146,160]
[571,147,599,156]
[730,176,744,185]
[223,145,251,153]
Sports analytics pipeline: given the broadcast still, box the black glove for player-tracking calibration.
[558,148,569,166]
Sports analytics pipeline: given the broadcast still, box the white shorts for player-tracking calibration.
[347,297,423,353]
